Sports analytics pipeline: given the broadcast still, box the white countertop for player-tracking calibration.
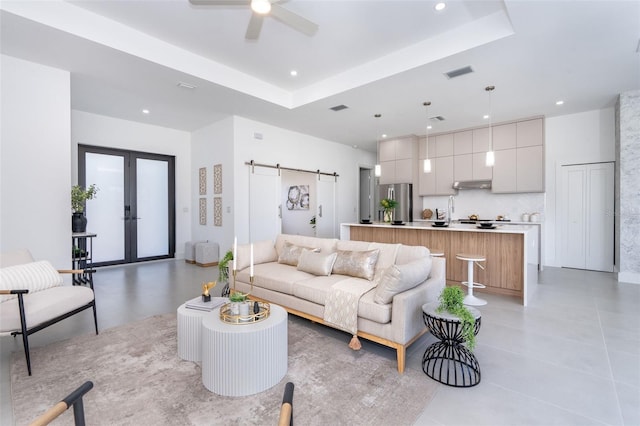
[344,221,537,234]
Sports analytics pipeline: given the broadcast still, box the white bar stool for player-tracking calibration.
[455,253,487,306]
[430,249,445,257]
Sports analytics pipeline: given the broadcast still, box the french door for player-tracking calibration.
[79,145,175,266]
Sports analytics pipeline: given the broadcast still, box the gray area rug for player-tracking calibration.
[11,313,437,425]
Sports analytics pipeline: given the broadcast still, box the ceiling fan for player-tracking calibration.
[189,0,319,40]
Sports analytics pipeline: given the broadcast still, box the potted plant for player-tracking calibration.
[229,291,249,317]
[71,184,99,233]
[436,286,477,350]
[218,249,233,283]
[380,198,398,223]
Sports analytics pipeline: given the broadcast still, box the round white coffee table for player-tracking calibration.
[201,304,288,396]
[177,303,210,362]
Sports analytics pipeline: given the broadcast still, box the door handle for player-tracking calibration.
[278,205,282,219]
[319,205,323,218]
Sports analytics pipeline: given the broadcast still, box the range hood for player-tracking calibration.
[452,180,492,190]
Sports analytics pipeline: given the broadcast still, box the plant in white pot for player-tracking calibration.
[71,184,98,233]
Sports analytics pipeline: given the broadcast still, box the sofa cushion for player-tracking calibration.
[292,275,349,305]
[369,242,400,283]
[275,234,338,257]
[236,240,277,271]
[395,245,431,265]
[374,258,432,304]
[297,250,337,276]
[237,263,313,295]
[0,285,94,332]
[332,249,380,281]
[0,261,63,303]
[358,288,392,324]
[278,242,319,267]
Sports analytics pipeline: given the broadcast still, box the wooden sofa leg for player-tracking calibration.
[396,346,406,374]
[16,293,32,376]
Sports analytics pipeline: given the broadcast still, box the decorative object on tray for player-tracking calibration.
[422,209,433,219]
[201,281,216,302]
[380,198,398,223]
[219,300,271,324]
[185,295,227,312]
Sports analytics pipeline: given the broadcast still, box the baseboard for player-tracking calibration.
[617,271,640,285]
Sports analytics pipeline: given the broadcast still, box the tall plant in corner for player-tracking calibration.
[437,286,477,350]
[71,184,98,233]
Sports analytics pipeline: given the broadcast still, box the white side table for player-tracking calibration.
[177,304,209,362]
[202,304,288,397]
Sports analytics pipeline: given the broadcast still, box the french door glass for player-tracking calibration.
[80,145,175,266]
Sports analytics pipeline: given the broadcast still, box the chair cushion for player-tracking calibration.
[0,249,34,268]
[0,286,94,332]
[0,261,63,303]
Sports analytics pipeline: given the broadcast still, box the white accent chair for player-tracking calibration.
[0,249,98,375]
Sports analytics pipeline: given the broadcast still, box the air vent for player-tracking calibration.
[444,65,474,79]
[430,116,446,122]
[330,104,349,111]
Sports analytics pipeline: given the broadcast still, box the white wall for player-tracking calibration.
[71,110,192,258]
[1,55,71,268]
[190,117,235,257]
[232,116,376,244]
[544,108,616,267]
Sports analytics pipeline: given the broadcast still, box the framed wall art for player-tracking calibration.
[213,164,222,194]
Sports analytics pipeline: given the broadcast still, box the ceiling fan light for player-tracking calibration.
[251,0,271,14]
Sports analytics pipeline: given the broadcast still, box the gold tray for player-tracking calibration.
[219,301,270,325]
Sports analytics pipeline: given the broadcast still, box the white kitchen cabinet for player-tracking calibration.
[491,149,517,193]
[453,131,473,155]
[435,156,455,195]
[454,154,473,182]
[472,152,493,180]
[492,123,517,151]
[516,145,544,192]
[419,136,436,159]
[435,134,454,157]
[378,137,416,184]
[418,160,436,195]
[472,127,490,153]
[516,118,543,148]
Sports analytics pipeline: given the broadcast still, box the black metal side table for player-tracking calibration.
[71,232,97,286]
[421,302,482,387]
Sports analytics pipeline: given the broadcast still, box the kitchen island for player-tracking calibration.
[340,222,539,306]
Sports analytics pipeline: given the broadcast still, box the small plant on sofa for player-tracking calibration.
[436,286,477,350]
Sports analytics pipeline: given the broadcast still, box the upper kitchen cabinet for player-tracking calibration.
[435,134,454,157]
[453,131,473,155]
[418,135,436,159]
[516,118,543,148]
[492,123,517,150]
[472,127,490,153]
[378,136,417,184]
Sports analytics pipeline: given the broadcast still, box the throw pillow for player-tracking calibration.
[0,260,63,303]
[332,249,380,281]
[278,241,319,267]
[297,249,338,276]
[374,258,432,304]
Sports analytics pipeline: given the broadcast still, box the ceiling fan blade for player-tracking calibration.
[245,13,264,40]
[189,0,248,5]
[270,4,318,36]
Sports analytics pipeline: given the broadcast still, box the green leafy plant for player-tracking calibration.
[218,249,233,283]
[309,215,316,229]
[379,198,398,211]
[71,184,99,213]
[436,286,477,350]
[229,291,248,303]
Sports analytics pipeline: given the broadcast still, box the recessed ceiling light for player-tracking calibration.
[381,134,387,139]
[435,2,446,11]
[427,125,433,130]
[483,114,490,119]
[142,109,150,114]
[290,70,298,77]
[556,100,564,105]
[250,0,271,14]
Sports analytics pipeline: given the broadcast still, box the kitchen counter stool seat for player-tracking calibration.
[455,253,487,306]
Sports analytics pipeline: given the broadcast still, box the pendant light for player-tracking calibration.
[423,101,432,173]
[485,85,495,167]
[374,113,382,177]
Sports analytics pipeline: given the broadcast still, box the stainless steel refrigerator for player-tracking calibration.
[377,183,413,223]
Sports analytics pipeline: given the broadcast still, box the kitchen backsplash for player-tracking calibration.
[420,191,545,222]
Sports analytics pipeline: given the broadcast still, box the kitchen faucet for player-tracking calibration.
[448,195,455,224]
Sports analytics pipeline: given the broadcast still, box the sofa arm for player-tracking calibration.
[389,257,446,344]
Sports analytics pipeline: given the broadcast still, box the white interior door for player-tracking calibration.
[249,167,281,242]
[316,175,336,238]
[561,162,614,272]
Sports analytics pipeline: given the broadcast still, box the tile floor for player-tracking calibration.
[1,261,639,425]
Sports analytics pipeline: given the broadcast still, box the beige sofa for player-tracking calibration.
[233,234,445,373]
